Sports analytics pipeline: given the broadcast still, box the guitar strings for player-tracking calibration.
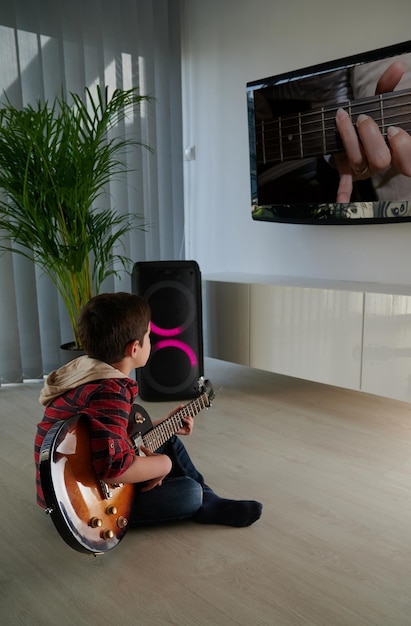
[256,90,411,163]
[142,393,210,452]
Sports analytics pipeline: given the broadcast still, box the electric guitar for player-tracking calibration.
[39,378,214,555]
[256,87,411,166]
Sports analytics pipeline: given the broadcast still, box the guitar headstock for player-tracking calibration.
[198,377,215,406]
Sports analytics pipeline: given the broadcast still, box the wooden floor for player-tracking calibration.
[2,357,411,625]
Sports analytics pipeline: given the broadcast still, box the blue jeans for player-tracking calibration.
[129,436,205,526]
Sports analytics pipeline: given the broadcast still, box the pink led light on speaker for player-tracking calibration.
[151,339,198,367]
[150,322,182,337]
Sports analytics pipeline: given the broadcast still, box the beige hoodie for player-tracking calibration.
[39,355,128,406]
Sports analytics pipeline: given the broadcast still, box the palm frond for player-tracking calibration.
[0,85,151,347]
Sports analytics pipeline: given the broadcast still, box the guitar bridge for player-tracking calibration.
[99,480,113,499]
[130,433,145,455]
[100,479,126,499]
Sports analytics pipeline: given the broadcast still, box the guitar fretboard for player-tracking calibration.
[256,87,411,166]
[141,389,212,453]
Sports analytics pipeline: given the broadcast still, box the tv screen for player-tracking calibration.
[247,40,411,224]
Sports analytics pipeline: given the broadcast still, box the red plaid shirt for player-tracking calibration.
[34,377,139,508]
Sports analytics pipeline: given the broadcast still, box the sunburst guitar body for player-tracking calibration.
[39,378,214,554]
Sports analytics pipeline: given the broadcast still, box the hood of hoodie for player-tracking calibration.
[39,355,129,406]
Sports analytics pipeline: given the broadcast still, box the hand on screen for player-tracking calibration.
[334,61,411,202]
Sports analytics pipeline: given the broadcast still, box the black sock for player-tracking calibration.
[192,490,262,527]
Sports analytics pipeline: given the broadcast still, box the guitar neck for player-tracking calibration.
[141,390,211,453]
[256,87,411,166]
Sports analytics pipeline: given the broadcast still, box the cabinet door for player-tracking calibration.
[250,285,363,390]
[203,281,250,366]
[362,293,411,402]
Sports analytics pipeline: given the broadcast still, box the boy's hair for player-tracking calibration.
[77,292,151,363]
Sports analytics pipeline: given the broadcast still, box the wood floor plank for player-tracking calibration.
[2,358,411,625]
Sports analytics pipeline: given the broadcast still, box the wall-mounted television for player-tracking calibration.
[247,40,411,224]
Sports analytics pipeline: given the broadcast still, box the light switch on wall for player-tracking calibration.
[184,145,196,161]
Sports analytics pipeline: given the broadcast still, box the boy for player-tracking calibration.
[34,292,262,527]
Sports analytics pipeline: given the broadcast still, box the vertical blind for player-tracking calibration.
[0,0,185,383]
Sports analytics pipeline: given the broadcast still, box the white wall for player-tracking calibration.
[180,0,411,285]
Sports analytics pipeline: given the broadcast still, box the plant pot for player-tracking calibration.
[60,342,86,365]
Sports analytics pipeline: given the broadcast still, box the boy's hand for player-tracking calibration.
[140,475,167,491]
[164,405,194,436]
[176,414,194,436]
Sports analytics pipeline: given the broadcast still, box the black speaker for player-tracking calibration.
[132,260,204,401]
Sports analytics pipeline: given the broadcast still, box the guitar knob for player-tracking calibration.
[116,516,128,529]
[90,517,103,528]
[106,505,118,515]
[102,529,114,540]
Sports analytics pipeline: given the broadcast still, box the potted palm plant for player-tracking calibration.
[0,85,150,352]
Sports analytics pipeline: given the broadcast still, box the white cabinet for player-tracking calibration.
[362,293,411,402]
[203,281,250,366]
[203,276,411,402]
[249,284,363,390]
